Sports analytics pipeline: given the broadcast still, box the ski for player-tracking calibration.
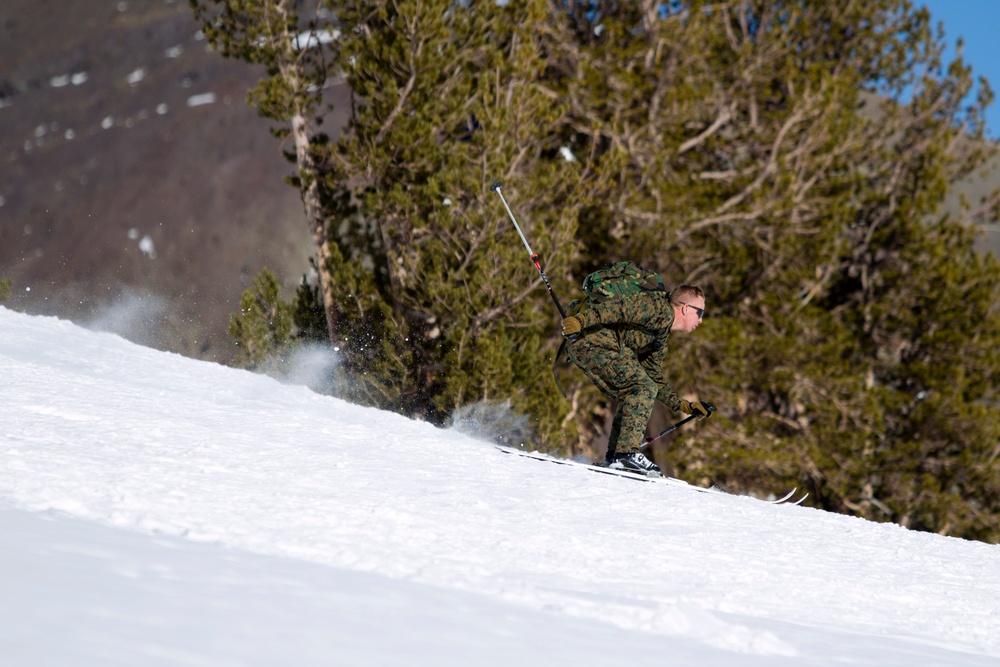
[772,487,797,503]
[496,444,807,505]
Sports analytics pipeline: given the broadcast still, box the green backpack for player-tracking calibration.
[579,261,666,304]
[554,261,667,397]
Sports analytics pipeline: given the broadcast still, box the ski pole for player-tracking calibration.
[490,180,567,318]
[640,402,717,449]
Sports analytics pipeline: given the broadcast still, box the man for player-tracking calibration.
[562,284,710,477]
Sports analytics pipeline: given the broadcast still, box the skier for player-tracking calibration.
[561,284,711,477]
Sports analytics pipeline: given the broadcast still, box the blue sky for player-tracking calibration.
[920,0,1000,138]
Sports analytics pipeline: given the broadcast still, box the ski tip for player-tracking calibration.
[772,487,797,504]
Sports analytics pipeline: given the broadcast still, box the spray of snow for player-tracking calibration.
[268,342,341,394]
[83,290,168,347]
[447,399,537,447]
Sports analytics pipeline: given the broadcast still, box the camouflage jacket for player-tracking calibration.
[574,290,681,410]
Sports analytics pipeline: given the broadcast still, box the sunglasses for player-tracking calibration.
[676,302,704,319]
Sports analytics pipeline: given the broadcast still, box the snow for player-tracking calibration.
[1,306,999,666]
[185,93,216,107]
[294,28,340,50]
[126,68,147,86]
[50,72,89,88]
[138,234,156,258]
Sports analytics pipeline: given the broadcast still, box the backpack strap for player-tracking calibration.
[553,337,569,398]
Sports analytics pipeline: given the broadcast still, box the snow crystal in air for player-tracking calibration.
[138,235,156,259]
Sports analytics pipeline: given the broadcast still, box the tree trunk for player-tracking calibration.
[290,112,340,346]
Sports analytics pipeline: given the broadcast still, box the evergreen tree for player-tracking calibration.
[326,0,612,442]
[190,0,344,345]
[544,0,1000,540]
[228,268,294,368]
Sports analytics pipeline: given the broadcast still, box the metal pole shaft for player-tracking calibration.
[490,181,568,318]
[494,188,534,257]
[640,403,716,449]
[639,415,698,449]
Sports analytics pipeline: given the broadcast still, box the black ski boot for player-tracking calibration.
[608,450,663,478]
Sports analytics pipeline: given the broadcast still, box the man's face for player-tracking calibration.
[674,297,705,334]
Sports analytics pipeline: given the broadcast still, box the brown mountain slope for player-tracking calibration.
[0,0,348,361]
[942,152,1000,256]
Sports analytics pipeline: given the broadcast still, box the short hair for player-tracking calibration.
[669,285,704,304]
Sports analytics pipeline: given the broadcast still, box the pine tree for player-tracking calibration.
[542,0,1000,540]
[190,0,344,345]
[228,268,294,368]
[325,0,612,442]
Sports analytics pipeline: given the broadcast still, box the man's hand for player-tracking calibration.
[562,315,584,338]
[679,399,713,420]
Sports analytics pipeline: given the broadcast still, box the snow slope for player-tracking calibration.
[1,306,998,666]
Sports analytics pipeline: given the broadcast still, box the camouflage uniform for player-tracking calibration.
[566,290,682,456]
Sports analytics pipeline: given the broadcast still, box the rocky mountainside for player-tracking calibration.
[0,0,348,362]
[945,157,1000,256]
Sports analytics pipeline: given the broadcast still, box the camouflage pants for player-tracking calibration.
[567,331,657,455]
